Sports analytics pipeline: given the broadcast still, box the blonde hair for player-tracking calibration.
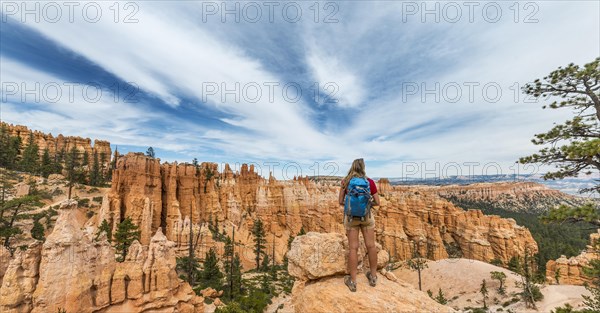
[343,158,366,189]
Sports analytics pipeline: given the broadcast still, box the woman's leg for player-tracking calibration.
[361,226,378,277]
[346,227,360,283]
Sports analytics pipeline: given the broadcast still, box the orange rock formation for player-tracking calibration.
[546,229,600,285]
[104,153,538,268]
[287,232,456,313]
[0,200,203,313]
[1,122,112,175]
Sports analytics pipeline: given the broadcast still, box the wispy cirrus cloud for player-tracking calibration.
[1,1,598,178]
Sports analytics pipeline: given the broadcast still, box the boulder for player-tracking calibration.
[292,270,455,313]
[288,232,455,312]
[287,232,389,280]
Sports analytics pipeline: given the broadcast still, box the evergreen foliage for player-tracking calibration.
[113,217,140,262]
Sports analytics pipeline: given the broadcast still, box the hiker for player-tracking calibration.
[338,158,381,292]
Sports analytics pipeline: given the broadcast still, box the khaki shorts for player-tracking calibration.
[344,213,375,230]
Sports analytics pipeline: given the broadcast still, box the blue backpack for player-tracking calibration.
[344,177,372,221]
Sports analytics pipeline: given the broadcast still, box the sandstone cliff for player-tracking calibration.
[546,229,600,285]
[287,232,456,313]
[1,122,112,175]
[105,153,538,269]
[0,200,203,313]
[427,181,593,213]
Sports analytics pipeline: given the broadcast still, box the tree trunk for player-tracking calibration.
[230,227,235,300]
[4,203,22,251]
[417,267,422,291]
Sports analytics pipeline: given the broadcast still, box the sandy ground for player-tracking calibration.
[394,258,591,312]
[266,293,294,313]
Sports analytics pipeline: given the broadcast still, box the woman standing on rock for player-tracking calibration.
[339,158,380,292]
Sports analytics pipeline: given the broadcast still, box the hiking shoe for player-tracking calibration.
[366,271,377,287]
[344,275,357,292]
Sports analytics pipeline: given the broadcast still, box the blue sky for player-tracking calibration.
[1,1,599,179]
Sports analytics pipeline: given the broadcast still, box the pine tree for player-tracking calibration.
[99,152,107,183]
[89,151,101,186]
[407,240,428,291]
[6,136,21,170]
[199,247,223,290]
[260,272,272,294]
[519,58,600,226]
[298,226,306,236]
[0,124,9,167]
[192,158,199,175]
[224,236,243,299]
[0,195,43,255]
[231,253,243,296]
[65,146,83,199]
[480,279,489,309]
[108,148,119,180]
[176,256,202,285]
[82,151,89,167]
[223,235,234,297]
[517,249,543,309]
[581,240,600,312]
[208,214,214,232]
[252,218,266,270]
[434,288,448,305]
[113,217,141,262]
[54,148,65,174]
[491,271,507,294]
[261,253,270,272]
[40,148,53,178]
[0,175,10,224]
[224,236,234,276]
[19,132,39,174]
[508,256,521,273]
[96,219,112,242]
[31,218,45,241]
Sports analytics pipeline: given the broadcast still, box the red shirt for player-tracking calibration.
[342,177,378,195]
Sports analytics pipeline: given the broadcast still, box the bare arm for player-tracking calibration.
[372,193,381,206]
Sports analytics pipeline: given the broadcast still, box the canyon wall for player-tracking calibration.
[104,153,539,268]
[1,122,112,174]
[0,200,203,313]
[428,182,592,213]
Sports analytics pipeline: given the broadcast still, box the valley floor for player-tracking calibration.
[394,258,591,312]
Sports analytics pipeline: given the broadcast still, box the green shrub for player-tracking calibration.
[528,284,544,302]
[77,198,90,207]
[92,196,103,203]
[502,296,520,307]
[237,290,271,313]
[215,302,245,313]
[31,218,45,241]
